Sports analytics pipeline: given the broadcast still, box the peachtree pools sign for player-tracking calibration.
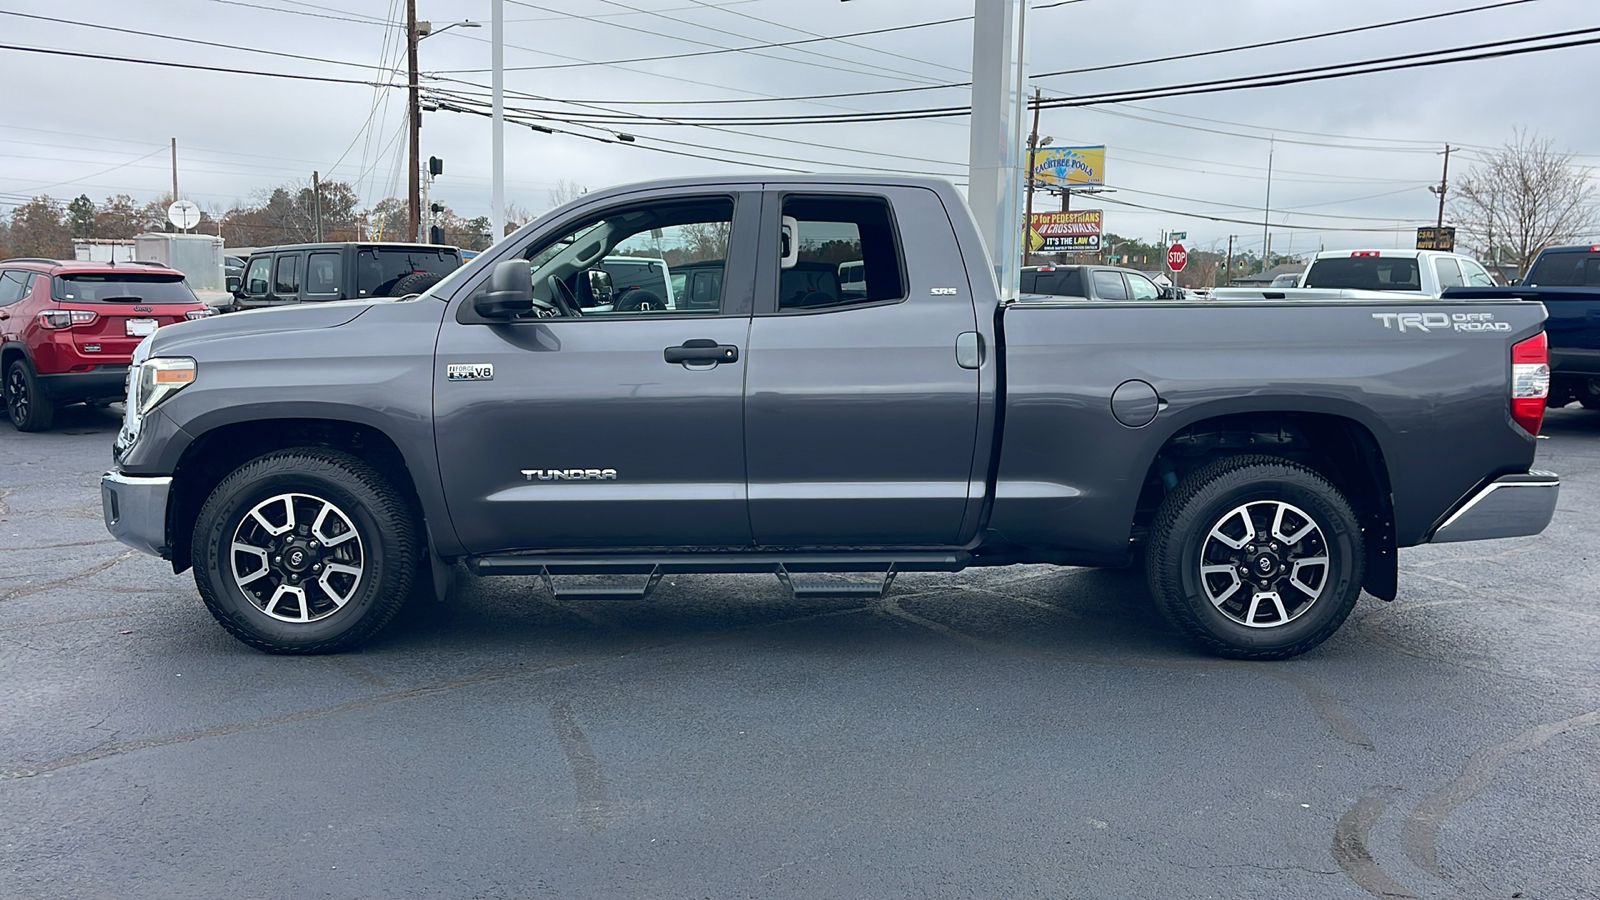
[1031,146,1106,187]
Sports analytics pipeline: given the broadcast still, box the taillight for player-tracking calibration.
[185,308,216,320]
[1351,250,1380,257]
[1510,332,1550,436]
[38,309,97,329]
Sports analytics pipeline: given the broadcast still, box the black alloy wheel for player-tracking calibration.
[1145,454,1364,660]
[192,448,417,653]
[5,359,54,432]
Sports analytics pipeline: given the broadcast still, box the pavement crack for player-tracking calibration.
[548,700,609,832]
[1400,707,1600,879]
[0,551,136,605]
[1332,792,1420,899]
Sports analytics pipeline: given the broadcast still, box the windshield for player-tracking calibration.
[356,248,462,297]
[53,273,198,304]
[1525,251,1600,287]
[1303,257,1422,291]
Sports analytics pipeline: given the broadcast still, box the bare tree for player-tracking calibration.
[503,201,537,236]
[1451,129,1598,273]
[547,179,589,210]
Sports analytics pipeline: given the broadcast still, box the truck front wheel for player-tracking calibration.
[191,448,418,654]
[1145,455,1364,660]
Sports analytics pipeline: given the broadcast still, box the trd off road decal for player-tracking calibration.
[1371,312,1511,333]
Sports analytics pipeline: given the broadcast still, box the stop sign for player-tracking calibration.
[1167,242,1188,272]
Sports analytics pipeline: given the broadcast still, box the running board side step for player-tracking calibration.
[467,551,969,577]
[465,551,969,602]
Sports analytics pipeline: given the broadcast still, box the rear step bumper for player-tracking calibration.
[1428,470,1560,543]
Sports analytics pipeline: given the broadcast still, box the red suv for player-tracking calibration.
[0,258,214,431]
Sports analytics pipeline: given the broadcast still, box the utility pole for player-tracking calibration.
[1261,137,1274,275]
[406,0,421,243]
[1429,143,1451,229]
[1225,235,1235,287]
[1022,87,1042,267]
[312,171,324,242]
[170,138,178,205]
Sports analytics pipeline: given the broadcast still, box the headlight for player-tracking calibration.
[132,357,197,416]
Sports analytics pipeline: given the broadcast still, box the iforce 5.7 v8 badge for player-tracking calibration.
[447,363,494,381]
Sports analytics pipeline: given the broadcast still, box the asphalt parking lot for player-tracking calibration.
[2,405,1597,900]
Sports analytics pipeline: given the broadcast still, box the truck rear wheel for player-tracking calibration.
[1145,455,1364,660]
[191,448,417,654]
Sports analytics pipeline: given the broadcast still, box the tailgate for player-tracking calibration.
[60,303,197,360]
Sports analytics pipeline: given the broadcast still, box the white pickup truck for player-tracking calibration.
[1214,249,1496,300]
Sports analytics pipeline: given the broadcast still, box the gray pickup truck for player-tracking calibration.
[101,175,1559,660]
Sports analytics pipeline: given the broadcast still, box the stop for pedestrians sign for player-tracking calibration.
[1167,243,1188,272]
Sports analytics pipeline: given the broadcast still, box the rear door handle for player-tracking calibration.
[665,338,739,365]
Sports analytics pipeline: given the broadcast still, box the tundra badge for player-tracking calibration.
[447,363,494,381]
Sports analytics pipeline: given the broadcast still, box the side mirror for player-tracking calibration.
[473,259,534,318]
[586,267,614,305]
[226,275,241,294]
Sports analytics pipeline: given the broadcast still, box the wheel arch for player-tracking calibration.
[1134,407,1398,601]
[1,340,31,372]
[167,416,445,576]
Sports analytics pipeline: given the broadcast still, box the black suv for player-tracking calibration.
[231,242,463,311]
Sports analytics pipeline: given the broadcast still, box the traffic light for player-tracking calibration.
[428,156,444,176]
[429,225,444,244]
[430,203,443,214]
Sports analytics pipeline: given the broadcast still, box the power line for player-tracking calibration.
[1032,0,1544,78]
[435,14,971,74]
[487,27,1600,126]
[1097,195,1415,232]
[0,43,399,88]
[0,10,397,74]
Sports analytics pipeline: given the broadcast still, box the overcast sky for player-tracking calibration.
[2,0,1596,256]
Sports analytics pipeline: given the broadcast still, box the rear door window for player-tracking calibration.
[0,270,27,306]
[305,251,342,296]
[273,254,300,296]
[1433,257,1464,288]
[776,194,906,311]
[1092,270,1128,300]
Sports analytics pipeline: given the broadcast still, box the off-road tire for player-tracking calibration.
[388,271,443,297]
[5,358,55,432]
[1145,454,1364,660]
[192,448,417,654]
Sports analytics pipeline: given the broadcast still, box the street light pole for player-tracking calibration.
[491,0,505,244]
[406,0,421,242]
[966,0,1028,300]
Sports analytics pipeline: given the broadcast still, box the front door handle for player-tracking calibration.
[665,338,739,365]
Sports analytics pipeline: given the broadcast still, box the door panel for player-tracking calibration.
[433,190,758,554]
[743,186,981,546]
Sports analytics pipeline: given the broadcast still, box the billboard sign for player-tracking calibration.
[1031,146,1106,187]
[1027,210,1102,252]
[1416,226,1456,251]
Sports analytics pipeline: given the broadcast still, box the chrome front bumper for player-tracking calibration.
[101,471,172,559]
[1429,471,1560,543]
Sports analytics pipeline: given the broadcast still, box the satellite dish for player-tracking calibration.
[167,200,201,231]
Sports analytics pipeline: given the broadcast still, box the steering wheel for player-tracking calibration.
[546,275,583,317]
